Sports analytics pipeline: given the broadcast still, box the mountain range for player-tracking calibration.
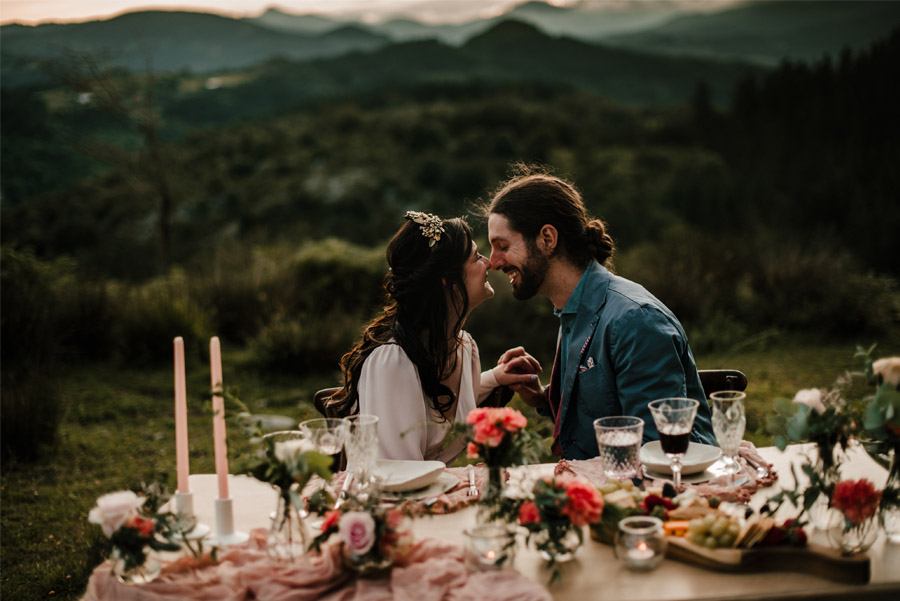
[2,0,898,79]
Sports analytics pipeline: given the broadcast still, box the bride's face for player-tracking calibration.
[462,241,494,311]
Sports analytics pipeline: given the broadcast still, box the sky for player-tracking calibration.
[0,0,738,26]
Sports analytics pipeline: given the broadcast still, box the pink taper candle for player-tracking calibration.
[210,336,230,500]
[173,337,190,493]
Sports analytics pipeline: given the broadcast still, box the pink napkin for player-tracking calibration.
[83,531,551,601]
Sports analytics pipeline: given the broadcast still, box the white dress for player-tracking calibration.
[358,331,500,463]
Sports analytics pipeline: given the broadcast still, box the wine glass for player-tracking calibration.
[648,398,699,489]
[709,391,747,488]
[299,418,345,459]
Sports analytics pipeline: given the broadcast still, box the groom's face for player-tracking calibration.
[488,213,549,301]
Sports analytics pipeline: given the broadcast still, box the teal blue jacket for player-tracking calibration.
[545,262,716,460]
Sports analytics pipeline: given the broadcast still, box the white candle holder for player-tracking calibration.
[173,491,211,540]
[208,498,249,547]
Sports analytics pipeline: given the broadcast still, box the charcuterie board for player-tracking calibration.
[663,536,870,584]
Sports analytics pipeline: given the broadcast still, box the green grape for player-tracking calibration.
[701,514,716,529]
[689,531,706,546]
[718,533,736,548]
[598,483,620,495]
[710,518,728,538]
[689,518,704,532]
[728,522,741,538]
[704,536,718,549]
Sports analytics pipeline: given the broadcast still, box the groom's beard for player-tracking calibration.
[511,247,549,301]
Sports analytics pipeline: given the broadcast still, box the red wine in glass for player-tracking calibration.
[659,428,690,455]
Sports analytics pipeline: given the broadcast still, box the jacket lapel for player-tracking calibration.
[556,263,611,435]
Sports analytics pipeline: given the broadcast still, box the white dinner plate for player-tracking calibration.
[640,441,722,476]
[374,459,445,492]
[380,472,459,501]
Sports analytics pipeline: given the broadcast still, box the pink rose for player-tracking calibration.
[473,419,505,447]
[88,490,145,537]
[466,442,480,459]
[499,408,527,432]
[339,511,376,556]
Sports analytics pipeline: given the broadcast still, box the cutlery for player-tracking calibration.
[334,473,353,509]
[466,464,479,497]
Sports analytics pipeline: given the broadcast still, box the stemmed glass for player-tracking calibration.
[298,418,345,520]
[341,414,379,494]
[648,398,699,489]
[709,391,747,488]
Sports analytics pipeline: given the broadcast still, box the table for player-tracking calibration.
[186,444,900,600]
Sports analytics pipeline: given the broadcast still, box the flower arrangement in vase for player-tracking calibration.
[88,487,182,584]
[765,346,899,552]
[496,471,604,582]
[464,407,541,521]
[247,431,333,560]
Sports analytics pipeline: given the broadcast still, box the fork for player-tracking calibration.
[466,464,479,498]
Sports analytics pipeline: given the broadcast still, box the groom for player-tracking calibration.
[484,170,716,460]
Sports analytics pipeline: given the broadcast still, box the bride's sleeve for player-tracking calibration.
[358,344,428,460]
[469,333,500,405]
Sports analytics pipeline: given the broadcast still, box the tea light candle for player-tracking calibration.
[616,516,666,571]
[626,541,655,561]
[463,524,515,572]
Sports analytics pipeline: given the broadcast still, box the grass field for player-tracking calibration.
[2,337,898,600]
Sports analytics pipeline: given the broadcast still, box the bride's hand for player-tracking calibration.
[493,347,546,407]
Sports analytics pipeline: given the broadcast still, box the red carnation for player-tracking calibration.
[127,516,156,538]
[831,479,881,526]
[321,509,341,533]
[561,479,604,526]
[518,501,541,525]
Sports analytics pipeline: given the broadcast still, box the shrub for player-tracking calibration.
[109,270,210,364]
[274,238,386,317]
[1,248,63,460]
[250,312,364,375]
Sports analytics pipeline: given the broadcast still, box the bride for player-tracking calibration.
[326,211,540,462]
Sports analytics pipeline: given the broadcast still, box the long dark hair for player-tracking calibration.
[487,166,615,269]
[328,216,474,417]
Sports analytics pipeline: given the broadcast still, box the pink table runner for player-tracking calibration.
[84,530,551,601]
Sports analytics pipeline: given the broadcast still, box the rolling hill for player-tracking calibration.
[604,0,900,65]
[0,10,390,73]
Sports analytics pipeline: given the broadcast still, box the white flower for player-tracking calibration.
[274,437,316,467]
[792,388,826,415]
[503,467,536,500]
[873,357,900,387]
[339,511,376,556]
[88,490,145,537]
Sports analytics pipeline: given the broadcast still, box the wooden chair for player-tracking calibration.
[698,369,748,398]
[312,369,747,416]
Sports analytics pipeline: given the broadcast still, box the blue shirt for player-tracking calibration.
[554,268,590,388]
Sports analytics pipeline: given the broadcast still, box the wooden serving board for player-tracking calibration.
[664,537,871,584]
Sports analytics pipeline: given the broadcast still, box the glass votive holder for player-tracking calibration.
[463,524,516,571]
[615,516,667,571]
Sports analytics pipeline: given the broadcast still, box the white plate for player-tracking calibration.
[380,472,459,501]
[374,459,445,492]
[640,441,722,475]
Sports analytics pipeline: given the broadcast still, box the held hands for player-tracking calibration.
[493,347,547,408]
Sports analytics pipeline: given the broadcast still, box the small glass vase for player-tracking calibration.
[476,466,505,524]
[342,547,393,578]
[534,525,582,564]
[828,517,879,555]
[110,550,161,585]
[267,490,310,561]
[809,492,842,530]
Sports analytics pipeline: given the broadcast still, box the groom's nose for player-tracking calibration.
[489,252,503,270]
